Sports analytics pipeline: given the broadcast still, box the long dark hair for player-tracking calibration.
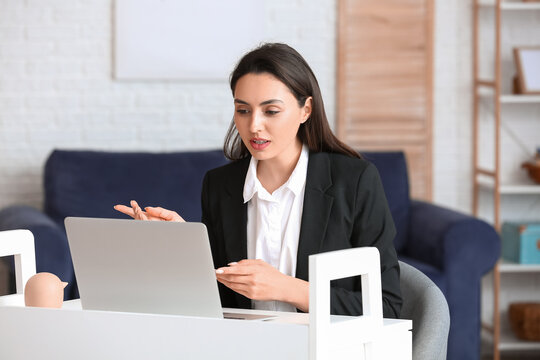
[224,42,360,160]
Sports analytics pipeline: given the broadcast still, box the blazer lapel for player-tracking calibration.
[221,158,250,264]
[219,157,251,309]
[296,152,334,281]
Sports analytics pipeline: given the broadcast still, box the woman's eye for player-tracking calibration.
[265,110,280,116]
[236,109,249,114]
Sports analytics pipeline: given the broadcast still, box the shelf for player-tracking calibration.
[477,177,540,194]
[483,322,540,352]
[500,331,540,351]
[499,260,540,273]
[478,0,540,10]
[501,95,540,103]
[477,90,540,103]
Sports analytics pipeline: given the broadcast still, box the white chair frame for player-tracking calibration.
[309,247,383,360]
[0,230,36,305]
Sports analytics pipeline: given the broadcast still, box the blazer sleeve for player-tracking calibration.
[329,163,402,318]
[201,172,220,266]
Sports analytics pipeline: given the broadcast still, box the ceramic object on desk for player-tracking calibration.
[24,272,67,308]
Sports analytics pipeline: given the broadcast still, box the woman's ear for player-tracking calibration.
[301,97,313,124]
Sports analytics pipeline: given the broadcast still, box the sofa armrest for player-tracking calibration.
[0,206,74,291]
[0,205,58,231]
[408,201,501,360]
[408,200,500,275]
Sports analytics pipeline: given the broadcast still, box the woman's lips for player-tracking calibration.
[250,138,270,150]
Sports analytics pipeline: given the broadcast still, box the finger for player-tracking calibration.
[115,203,162,221]
[145,207,171,221]
[114,205,136,218]
[216,273,251,285]
[130,200,141,212]
[217,278,251,294]
[135,206,148,221]
[145,207,185,222]
[131,201,148,221]
[217,277,242,288]
[130,200,140,215]
[236,259,266,266]
[216,265,253,276]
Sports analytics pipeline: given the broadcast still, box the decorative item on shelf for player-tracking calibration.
[24,272,68,308]
[513,47,540,94]
[509,303,540,341]
[522,147,540,184]
[501,222,540,264]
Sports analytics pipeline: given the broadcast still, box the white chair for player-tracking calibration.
[0,230,36,306]
[309,247,385,360]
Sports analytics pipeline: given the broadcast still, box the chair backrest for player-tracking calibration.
[0,230,36,306]
[399,261,449,360]
[309,247,383,359]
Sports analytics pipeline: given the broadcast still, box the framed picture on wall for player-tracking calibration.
[114,0,264,80]
[513,47,540,94]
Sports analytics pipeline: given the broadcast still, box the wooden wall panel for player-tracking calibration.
[337,0,433,200]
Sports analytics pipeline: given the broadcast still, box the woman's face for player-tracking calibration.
[233,73,311,164]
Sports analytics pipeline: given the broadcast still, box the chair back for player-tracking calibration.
[310,247,383,359]
[399,261,449,360]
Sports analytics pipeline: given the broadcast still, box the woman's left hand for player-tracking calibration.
[216,259,287,302]
[215,259,309,311]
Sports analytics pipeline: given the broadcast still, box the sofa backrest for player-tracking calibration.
[44,149,410,252]
[361,152,411,253]
[44,150,229,228]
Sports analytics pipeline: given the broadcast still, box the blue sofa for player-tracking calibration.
[0,149,500,360]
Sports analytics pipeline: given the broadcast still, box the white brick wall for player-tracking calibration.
[432,0,540,221]
[0,0,539,223]
[432,0,475,213]
[0,0,336,209]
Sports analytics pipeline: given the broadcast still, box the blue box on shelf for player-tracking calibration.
[502,222,540,264]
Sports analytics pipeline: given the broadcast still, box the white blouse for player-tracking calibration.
[243,144,309,312]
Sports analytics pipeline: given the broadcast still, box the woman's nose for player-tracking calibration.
[248,111,264,133]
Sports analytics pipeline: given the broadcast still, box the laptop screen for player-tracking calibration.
[65,217,223,318]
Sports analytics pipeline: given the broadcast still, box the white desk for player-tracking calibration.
[0,298,411,360]
[0,244,412,359]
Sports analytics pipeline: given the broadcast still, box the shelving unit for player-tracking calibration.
[498,261,540,273]
[481,263,540,357]
[472,1,540,230]
[477,177,540,194]
[473,1,540,360]
[478,0,540,10]
[499,95,540,103]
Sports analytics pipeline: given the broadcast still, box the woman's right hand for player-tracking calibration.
[114,200,185,222]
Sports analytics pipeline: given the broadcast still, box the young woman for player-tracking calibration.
[115,43,402,318]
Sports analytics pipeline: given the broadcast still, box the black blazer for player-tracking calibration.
[201,151,402,318]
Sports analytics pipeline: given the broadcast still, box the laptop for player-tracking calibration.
[65,217,273,320]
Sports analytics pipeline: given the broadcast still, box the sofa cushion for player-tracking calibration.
[44,150,229,227]
[361,152,410,252]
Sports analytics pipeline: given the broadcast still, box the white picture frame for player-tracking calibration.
[114,0,265,80]
[514,47,540,95]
